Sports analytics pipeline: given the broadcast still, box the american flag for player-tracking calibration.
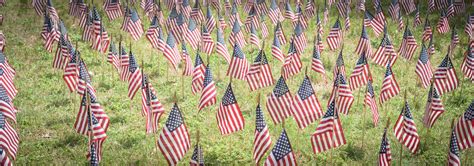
[166,8,179,40]
[465,14,474,39]
[201,26,214,55]
[226,44,249,80]
[428,35,436,56]
[119,46,130,82]
[181,43,193,76]
[0,102,18,160]
[266,76,292,124]
[216,26,231,64]
[69,0,87,18]
[461,41,474,82]
[294,4,308,30]
[397,10,404,31]
[0,85,16,123]
[283,2,295,21]
[0,149,11,166]
[394,101,420,154]
[448,129,461,166]
[333,50,346,78]
[253,103,272,164]
[81,9,93,41]
[53,35,70,70]
[186,18,202,50]
[433,55,458,96]
[329,72,354,115]
[141,75,165,134]
[163,32,181,71]
[388,0,400,21]
[373,32,398,67]
[429,0,436,11]
[77,60,95,95]
[379,61,400,104]
[218,13,227,30]
[453,0,466,14]
[373,5,386,37]
[450,27,459,49]
[229,18,247,48]
[190,145,204,166]
[364,10,374,28]
[422,18,433,42]
[146,16,162,49]
[0,52,15,80]
[311,41,326,78]
[415,44,433,88]
[205,5,216,33]
[45,22,60,53]
[413,5,422,27]
[0,69,16,102]
[292,76,323,129]
[422,84,445,128]
[447,0,455,18]
[217,83,245,135]
[127,9,144,41]
[264,130,297,165]
[454,100,474,150]
[311,99,347,153]
[157,103,191,165]
[181,0,192,19]
[33,0,46,16]
[142,0,155,20]
[355,25,372,58]
[271,31,285,63]
[344,10,350,31]
[229,2,243,28]
[349,52,371,91]
[198,65,217,110]
[282,40,302,79]
[250,23,261,48]
[336,0,348,18]
[260,16,269,39]
[327,18,342,51]
[245,7,260,33]
[436,10,450,34]
[127,52,142,100]
[316,31,324,52]
[378,128,391,166]
[365,80,379,126]
[358,0,366,11]
[275,22,287,45]
[400,0,415,14]
[74,91,109,140]
[293,22,307,54]
[0,32,5,52]
[104,0,122,21]
[63,49,78,93]
[192,52,205,95]
[191,0,205,24]
[246,50,274,91]
[172,13,187,45]
[87,139,104,164]
[304,0,315,18]
[399,25,418,60]
[46,0,59,21]
[316,9,324,36]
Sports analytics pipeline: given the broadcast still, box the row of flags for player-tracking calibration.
[32,0,474,165]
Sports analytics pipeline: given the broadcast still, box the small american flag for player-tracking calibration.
[333,50,346,78]
[316,31,324,52]
[311,40,326,78]
[428,35,436,56]
[282,40,302,79]
[246,50,274,91]
[158,103,191,165]
[275,22,287,45]
[304,0,315,18]
[327,18,342,51]
[255,0,269,16]
[88,139,105,164]
[142,0,155,20]
[0,107,19,159]
[253,103,272,164]
[63,49,78,93]
[46,0,59,21]
[192,53,205,95]
[454,100,474,150]
[283,2,295,21]
[172,13,187,44]
[388,0,400,21]
[400,0,415,14]
[266,76,292,124]
[365,80,379,126]
[355,25,372,58]
[0,32,5,52]
[311,99,347,153]
[181,43,193,76]
[0,68,16,101]
[141,76,165,134]
[217,83,245,135]
[316,9,324,36]
[291,76,323,129]
[271,31,285,63]
[0,149,11,166]
[364,10,374,27]
[127,9,144,41]
[447,0,455,18]
[198,65,217,110]
[434,54,458,96]
[216,26,231,64]
[249,23,261,48]
[69,0,87,18]
[378,128,391,166]
[450,27,459,49]
[81,10,94,42]
[146,16,161,49]
[181,0,192,19]
[373,6,386,37]
[33,0,46,16]
[218,13,227,30]
[74,91,110,140]
[293,4,308,30]
[229,18,247,48]
[268,0,283,25]
[77,60,95,95]
[436,10,450,34]
[394,101,420,154]
[45,22,60,53]
[465,14,474,39]
[260,16,269,39]
[53,35,69,70]
[415,44,433,88]
[323,6,329,25]
[186,18,202,50]
[373,32,398,67]
[329,72,354,115]
[397,10,404,31]
[191,1,205,24]
[264,130,297,165]
[205,5,216,32]
[448,129,461,166]
[349,52,371,91]
[166,8,179,41]
[461,41,474,82]
[163,32,181,71]
[229,2,243,28]
[429,0,436,11]
[245,7,260,33]
[336,0,348,18]
[226,44,249,80]
[293,22,307,54]
[379,61,400,104]
[422,84,445,128]
[422,18,433,42]
[104,0,122,21]
[413,5,422,27]
[0,86,16,123]
[119,46,130,82]
[399,25,418,60]
[190,145,204,166]
[127,52,142,100]
[201,26,214,55]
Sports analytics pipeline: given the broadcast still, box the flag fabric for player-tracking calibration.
[245,7,260,33]
[447,0,455,18]
[293,22,307,54]
[201,26,214,55]
[282,40,302,79]
[226,44,249,80]
[104,0,122,21]
[373,32,398,67]
[329,72,354,115]
[327,18,342,51]
[461,42,474,82]
[191,0,205,24]
[380,61,400,104]
[246,50,274,91]
[316,9,324,36]
[260,16,269,39]
[365,80,380,126]
[157,103,191,165]
[217,83,245,135]
[271,31,285,63]
[355,25,372,58]
[63,49,78,92]
[422,84,445,128]
[399,25,418,60]
[400,0,416,14]
[436,10,450,34]
[311,41,326,78]
[422,18,433,42]
[433,55,458,96]
[349,52,371,91]
[415,44,433,88]
[364,10,374,28]
[0,148,11,166]
[181,44,193,76]
[218,13,227,30]
[74,91,109,140]
[266,76,292,124]
[450,27,460,49]
[465,14,474,39]
[373,6,386,37]
[46,0,59,21]
[33,0,46,16]
[428,35,436,56]
[0,32,5,53]
[77,60,95,95]
[163,32,181,71]
[141,75,165,134]
[205,5,216,33]
[192,53,205,95]
[447,129,461,166]
[413,5,422,27]
[45,22,60,53]
[190,145,204,166]
[264,130,297,166]
[69,0,87,18]
[388,0,400,21]
[0,68,16,102]
[294,4,308,30]
[165,8,179,42]
[0,112,18,161]
[283,2,295,21]
[275,22,287,45]
[250,23,261,48]
[394,101,420,154]
[333,50,346,78]
[397,10,404,31]
[311,99,346,153]
[454,101,474,150]
[174,13,188,45]
[53,35,70,70]
[229,2,243,28]
[304,0,315,18]
[253,103,272,164]
[216,26,231,64]
[121,6,131,32]
[429,0,436,11]
[378,128,392,166]
[127,52,142,100]
[291,76,323,129]
[198,65,217,110]
[229,18,247,48]
[268,0,283,25]
[186,18,202,50]
[127,9,144,41]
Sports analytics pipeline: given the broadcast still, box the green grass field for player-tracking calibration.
[4,0,473,165]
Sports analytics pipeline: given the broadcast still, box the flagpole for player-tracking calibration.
[86,89,93,161]
[400,89,407,166]
[130,41,133,112]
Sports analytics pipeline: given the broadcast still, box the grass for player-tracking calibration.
[4,0,473,165]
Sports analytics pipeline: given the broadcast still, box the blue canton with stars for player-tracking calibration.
[449,130,460,157]
[255,104,267,132]
[273,77,289,97]
[297,76,314,100]
[254,50,268,65]
[166,103,184,132]
[166,32,177,48]
[130,9,140,22]
[90,142,99,166]
[222,84,237,106]
[271,130,293,161]
[379,129,390,154]
[323,100,336,119]
[403,101,413,120]
[464,101,474,120]
[194,53,203,67]
[128,52,139,73]
[419,44,429,64]
[203,66,213,87]
[232,44,245,59]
